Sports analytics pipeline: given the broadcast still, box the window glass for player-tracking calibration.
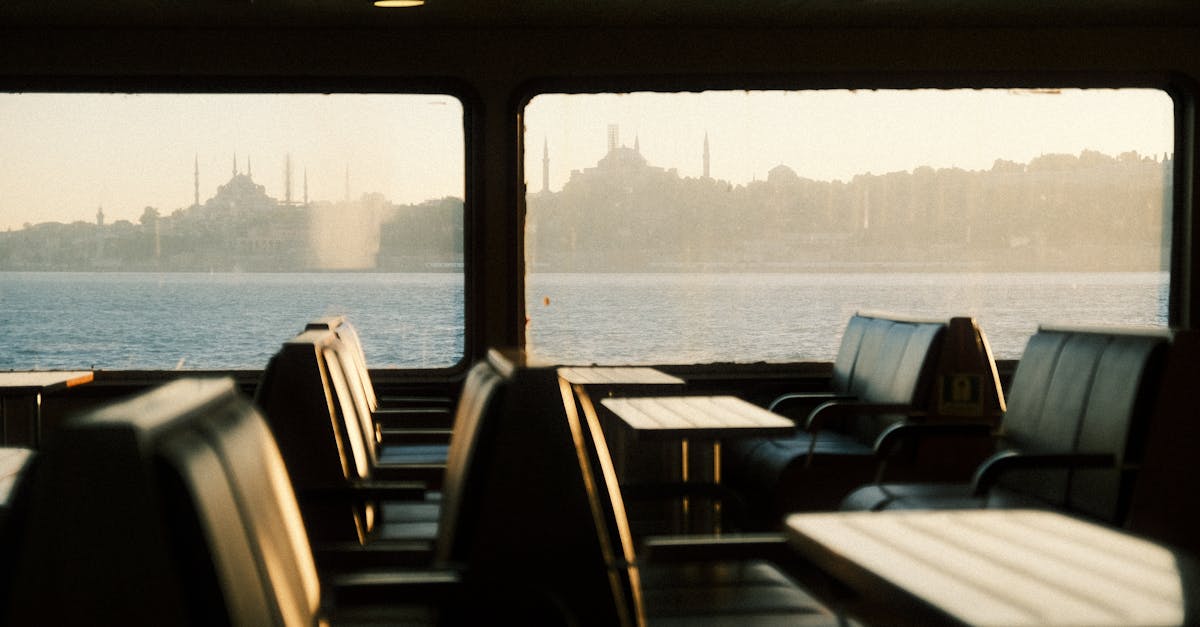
[0,93,464,369]
[523,89,1173,363]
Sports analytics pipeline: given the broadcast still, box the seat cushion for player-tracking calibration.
[840,483,981,511]
[378,443,450,465]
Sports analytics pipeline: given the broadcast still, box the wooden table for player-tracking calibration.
[785,509,1193,626]
[557,366,685,387]
[601,395,794,531]
[1,371,94,448]
[557,367,687,482]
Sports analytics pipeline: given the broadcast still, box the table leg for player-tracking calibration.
[680,438,690,531]
[713,440,722,534]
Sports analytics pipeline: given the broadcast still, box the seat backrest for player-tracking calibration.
[1127,330,1200,553]
[255,328,372,542]
[844,314,947,443]
[306,315,381,413]
[843,316,896,398]
[434,351,617,625]
[3,378,321,626]
[994,326,1169,522]
[558,374,645,627]
[829,314,872,394]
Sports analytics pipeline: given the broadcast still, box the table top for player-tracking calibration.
[600,395,794,439]
[785,509,1190,626]
[0,371,94,394]
[557,366,685,386]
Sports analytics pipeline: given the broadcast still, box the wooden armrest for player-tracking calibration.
[639,533,789,563]
[805,401,924,432]
[971,450,1117,496]
[873,421,996,457]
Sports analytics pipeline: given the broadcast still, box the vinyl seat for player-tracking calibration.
[727,312,1001,516]
[256,328,446,549]
[842,325,1170,525]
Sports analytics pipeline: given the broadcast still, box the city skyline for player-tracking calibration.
[0,93,465,231]
[0,88,1174,231]
[525,89,1174,193]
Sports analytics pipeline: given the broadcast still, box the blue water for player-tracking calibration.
[0,272,464,370]
[0,271,1168,369]
[526,272,1170,364]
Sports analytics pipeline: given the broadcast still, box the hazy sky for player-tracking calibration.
[0,93,464,230]
[0,88,1174,231]
[524,88,1174,192]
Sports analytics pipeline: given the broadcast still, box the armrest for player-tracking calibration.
[768,392,855,417]
[373,407,454,430]
[376,394,455,409]
[299,479,428,502]
[328,568,461,606]
[805,401,925,432]
[379,427,453,445]
[873,421,996,457]
[313,539,437,571]
[970,449,1117,496]
[372,462,446,488]
[640,533,789,563]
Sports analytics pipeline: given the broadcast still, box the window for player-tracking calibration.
[523,89,1173,364]
[0,93,465,369]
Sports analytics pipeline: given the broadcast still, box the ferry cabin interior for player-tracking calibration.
[3,0,1200,625]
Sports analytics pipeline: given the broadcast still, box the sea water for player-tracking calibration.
[0,271,1168,370]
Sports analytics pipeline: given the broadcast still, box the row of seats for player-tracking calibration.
[842,324,1170,527]
[0,351,845,626]
[0,316,1193,625]
[254,322,451,557]
[727,312,1004,519]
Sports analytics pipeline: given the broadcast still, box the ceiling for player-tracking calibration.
[1,0,1198,30]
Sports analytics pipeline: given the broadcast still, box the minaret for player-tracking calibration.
[542,137,550,193]
[247,156,253,179]
[232,153,237,177]
[634,135,641,154]
[344,165,350,202]
[607,124,619,153]
[193,154,200,207]
[284,154,293,205]
[304,169,309,206]
[703,132,710,179]
[96,205,105,227]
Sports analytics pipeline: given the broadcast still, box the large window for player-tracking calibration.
[523,89,1173,364]
[0,93,465,369]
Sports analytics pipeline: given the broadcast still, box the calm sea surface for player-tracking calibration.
[0,271,1168,370]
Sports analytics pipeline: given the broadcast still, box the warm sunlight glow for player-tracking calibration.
[373,0,424,7]
[523,88,1174,364]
